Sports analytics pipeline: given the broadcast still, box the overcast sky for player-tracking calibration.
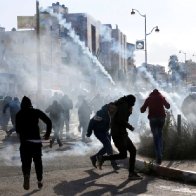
[0,0,196,68]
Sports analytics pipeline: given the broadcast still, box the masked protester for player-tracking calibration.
[15,96,52,190]
[77,95,92,142]
[97,95,143,180]
[45,100,64,148]
[140,89,170,165]
[60,94,73,139]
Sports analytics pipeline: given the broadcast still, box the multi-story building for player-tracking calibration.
[65,13,101,56]
[126,42,136,84]
[145,63,168,88]
[99,24,130,81]
[0,27,5,32]
[40,2,134,82]
[46,3,130,82]
[0,1,138,97]
[0,30,37,95]
[186,60,196,85]
[98,24,113,73]
[110,25,128,81]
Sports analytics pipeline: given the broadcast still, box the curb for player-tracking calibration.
[135,159,196,184]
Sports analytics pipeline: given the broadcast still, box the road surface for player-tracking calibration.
[0,131,196,196]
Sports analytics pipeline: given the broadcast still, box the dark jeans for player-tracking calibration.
[93,131,116,165]
[79,120,89,141]
[64,112,70,133]
[1,114,10,132]
[102,134,136,173]
[149,117,165,161]
[51,130,62,146]
[52,123,63,146]
[20,142,43,181]
[94,131,113,155]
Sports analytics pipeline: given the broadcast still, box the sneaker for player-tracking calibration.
[49,140,53,148]
[90,156,97,168]
[59,143,63,147]
[156,158,162,165]
[37,181,43,189]
[66,134,71,140]
[128,172,143,180]
[23,175,30,190]
[6,131,12,137]
[96,155,104,170]
[111,162,120,170]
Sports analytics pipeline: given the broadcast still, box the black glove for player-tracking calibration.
[43,134,50,140]
[127,123,134,131]
[130,126,134,131]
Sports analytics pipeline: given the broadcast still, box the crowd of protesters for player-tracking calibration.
[0,88,170,190]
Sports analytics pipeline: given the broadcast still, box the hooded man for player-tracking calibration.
[15,96,52,190]
[77,95,92,142]
[45,100,64,147]
[60,94,73,139]
[140,89,170,165]
[97,95,142,180]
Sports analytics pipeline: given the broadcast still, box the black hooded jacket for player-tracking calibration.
[111,95,135,136]
[16,96,52,144]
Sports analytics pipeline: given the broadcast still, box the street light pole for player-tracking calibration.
[36,0,42,102]
[131,9,147,67]
[144,15,147,68]
[131,9,159,68]
[146,26,160,36]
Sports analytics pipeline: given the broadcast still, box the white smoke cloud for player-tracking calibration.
[0,4,195,167]
[100,25,112,42]
[50,10,115,86]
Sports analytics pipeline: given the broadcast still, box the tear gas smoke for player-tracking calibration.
[99,25,112,42]
[0,5,194,166]
[51,10,115,85]
[0,145,21,166]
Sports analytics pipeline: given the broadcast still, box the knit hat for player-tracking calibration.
[21,96,32,109]
[115,94,136,107]
[126,94,136,107]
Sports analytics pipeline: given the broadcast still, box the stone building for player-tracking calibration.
[65,13,101,56]
[99,24,130,81]
[39,2,133,82]
[0,27,5,32]
[147,63,167,81]
[186,60,196,85]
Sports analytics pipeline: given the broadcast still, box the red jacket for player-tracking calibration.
[140,90,170,119]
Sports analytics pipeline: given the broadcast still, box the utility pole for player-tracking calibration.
[144,15,147,68]
[36,0,42,103]
[131,9,159,69]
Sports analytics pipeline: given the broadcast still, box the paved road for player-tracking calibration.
[1,166,196,196]
[0,132,196,196]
